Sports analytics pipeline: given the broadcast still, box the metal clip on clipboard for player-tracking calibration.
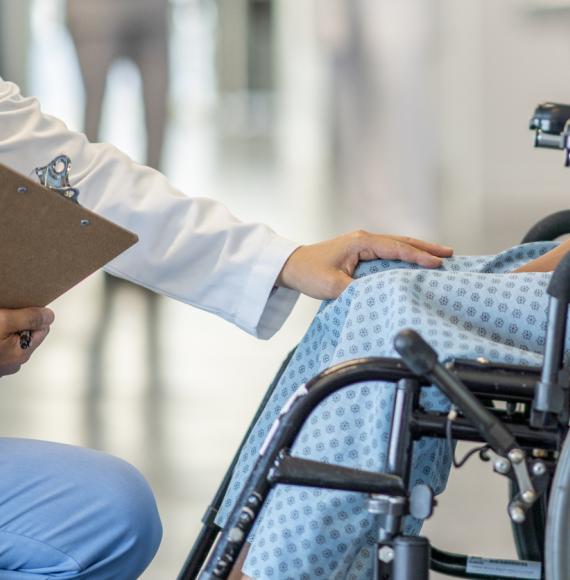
[35,155,80,204]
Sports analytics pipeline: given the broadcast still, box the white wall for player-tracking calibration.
[440,0,570,252]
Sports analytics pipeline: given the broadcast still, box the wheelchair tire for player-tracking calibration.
[545,434,570,580]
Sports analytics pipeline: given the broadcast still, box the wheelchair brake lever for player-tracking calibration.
[394,329,541,524]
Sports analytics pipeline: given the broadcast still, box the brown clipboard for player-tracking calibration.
[0,163,138,308]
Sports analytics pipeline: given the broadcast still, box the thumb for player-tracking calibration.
[0,308,54,336]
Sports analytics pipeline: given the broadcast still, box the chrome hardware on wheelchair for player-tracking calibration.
[178,103,570,580]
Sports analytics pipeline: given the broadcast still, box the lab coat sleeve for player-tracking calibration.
[0,78,300,339]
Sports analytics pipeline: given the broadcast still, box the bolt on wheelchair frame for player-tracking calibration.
[178,104,570,579]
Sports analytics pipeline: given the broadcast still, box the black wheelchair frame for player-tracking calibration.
[177,104,570,579]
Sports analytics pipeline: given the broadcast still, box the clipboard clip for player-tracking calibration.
[35,155,80,204]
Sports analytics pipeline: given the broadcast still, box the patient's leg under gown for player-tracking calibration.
[216,242,558,579]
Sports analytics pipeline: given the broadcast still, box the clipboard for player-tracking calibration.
[0,162,138,308]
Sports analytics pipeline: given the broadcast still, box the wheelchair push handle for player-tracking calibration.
[530,101,570,165]
[393,329,438,376]
[529,102,570,137]
[394,329,516,456]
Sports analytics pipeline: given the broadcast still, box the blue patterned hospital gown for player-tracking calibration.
[216,242,558,579]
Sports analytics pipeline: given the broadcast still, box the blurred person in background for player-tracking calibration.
[66,0,170,447]
[0,74,451,578]
[66,0,169,171]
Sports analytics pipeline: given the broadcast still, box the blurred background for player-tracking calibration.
[2,0,570,577]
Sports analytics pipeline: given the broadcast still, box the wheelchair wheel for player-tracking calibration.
[545,434,570,579]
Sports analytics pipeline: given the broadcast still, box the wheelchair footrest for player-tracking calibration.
[267,450,405,496]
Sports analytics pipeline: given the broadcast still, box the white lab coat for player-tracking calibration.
[0,78,300,339]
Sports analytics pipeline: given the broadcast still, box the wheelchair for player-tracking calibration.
[178,103,570,580]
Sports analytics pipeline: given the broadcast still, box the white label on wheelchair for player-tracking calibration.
[466,556,541,579]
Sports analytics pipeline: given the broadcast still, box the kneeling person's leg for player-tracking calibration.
[0,438,162,579]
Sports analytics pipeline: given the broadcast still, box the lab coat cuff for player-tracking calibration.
[237,235,300,339]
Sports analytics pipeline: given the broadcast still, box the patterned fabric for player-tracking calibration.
[216,242,558,579]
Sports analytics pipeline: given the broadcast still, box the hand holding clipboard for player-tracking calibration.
[0,160,138,359]
[0,307,53,376]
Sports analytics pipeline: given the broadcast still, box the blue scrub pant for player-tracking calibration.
[0,438,162,579]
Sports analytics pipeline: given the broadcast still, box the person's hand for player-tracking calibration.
[276,231,454,300]
[0,307,54,377]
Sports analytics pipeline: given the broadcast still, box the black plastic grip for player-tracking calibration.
[547,251,570,302]
[521,210,570,244]
[529,102,570,134]
[268,452,405,495]
[393,329,438,375]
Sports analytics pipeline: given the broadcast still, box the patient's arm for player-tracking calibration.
[514,239,570,273]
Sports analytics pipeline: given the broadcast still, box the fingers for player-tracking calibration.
[384,235,454,258]
[393,241,444,268]
[0,327,50,376]
[364,237,443,268]
[0,307,54,336]
[0,311,53,378]
[350,231,451,269]
[11,328,47,360]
